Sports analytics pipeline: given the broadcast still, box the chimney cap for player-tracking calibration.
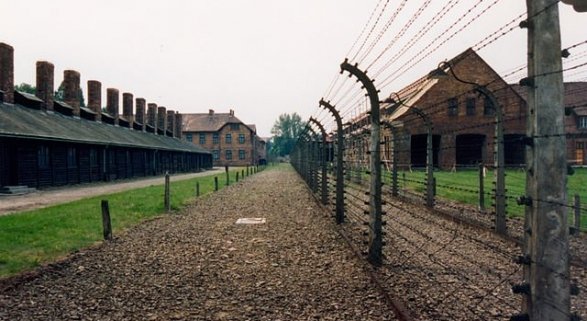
[209,109,214,115]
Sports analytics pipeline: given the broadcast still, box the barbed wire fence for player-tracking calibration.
[292,0,586,320]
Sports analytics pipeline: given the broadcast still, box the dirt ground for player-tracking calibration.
[0,168,224,216]
[0,167,398,321]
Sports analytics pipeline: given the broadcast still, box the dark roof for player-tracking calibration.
[182,112,255,133]
[511,82,587,115]
[0,102,210,154]
[247,124,257,133]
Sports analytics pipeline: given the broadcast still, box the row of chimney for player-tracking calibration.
[0,42,183,139]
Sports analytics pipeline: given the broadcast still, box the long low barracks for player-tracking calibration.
[0,42,212,189]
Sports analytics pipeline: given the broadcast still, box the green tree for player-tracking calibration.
[14,83,36,94]
[270,113,305,157]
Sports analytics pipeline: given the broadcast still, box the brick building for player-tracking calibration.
[182,110,263,166]
[386,48,527,169]
[0,42,212,190]
[512,82,587,165]
[345,48,586,169]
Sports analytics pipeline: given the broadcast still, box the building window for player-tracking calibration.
[225,133,232,144]
[579,116,587,129]
[199,133,206,144]
[226,150,232,160]
[231,123,239,130]
[239,150,246,160]
[213,150,219,160]
[67,147,77,168]
[466,97,476,116]
[38,145,50,169]
[448,98,458,116]
[186,133,193,142]
[484,97,495,116]
[239,134,245,144]
[213,133,219,144]
[89,149,98,167]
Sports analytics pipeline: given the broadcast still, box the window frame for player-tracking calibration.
[67,147,77,168]
[239,150,246,160]
[483,96,496,116]
[448,98,458,116]
[212,150,220,160]
[186,133,193,142]
[199,133,206,145]
[579,116,587,129]
[225,133,232,144]
[213,133,219,144]
[466,97,476,116]
[37,145,50,169]
[239,134,245,144]
[225,149,233,160]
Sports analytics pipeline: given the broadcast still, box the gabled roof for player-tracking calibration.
[0,102,210,154]
[182,112,255,133]
[247,124,257,133]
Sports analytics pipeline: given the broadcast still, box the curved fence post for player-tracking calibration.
[320,99,345,224]
[309,117,329,206]
[341,59,383,266]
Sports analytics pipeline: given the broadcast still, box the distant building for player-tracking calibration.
[182,109,264,166]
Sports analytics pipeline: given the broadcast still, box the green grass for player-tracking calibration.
[0,167,268,278]
[389,167,587,228]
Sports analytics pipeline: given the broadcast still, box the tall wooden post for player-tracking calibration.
[101,200,112,241]
[479,163,486,212]
[519,1,570,319]
[341,60,383,266]
[164,172,170,212]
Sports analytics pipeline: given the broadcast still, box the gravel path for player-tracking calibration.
[0,167,398,321]
[0,168,224,216]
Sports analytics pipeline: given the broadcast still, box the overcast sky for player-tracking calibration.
[2,1,586,136]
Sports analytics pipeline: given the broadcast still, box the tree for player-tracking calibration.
[270,113,306,157]
[15,82,36,94]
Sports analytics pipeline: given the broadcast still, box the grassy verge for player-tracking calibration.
[0,166,266,278]
[392,168,587,228]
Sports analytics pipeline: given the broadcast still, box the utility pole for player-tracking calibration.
[515,1,570,320]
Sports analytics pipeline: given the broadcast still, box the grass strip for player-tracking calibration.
[0,167,267,278]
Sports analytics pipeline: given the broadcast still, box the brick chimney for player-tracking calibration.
[208,109,214,116]
[135,98,146,131]
[122,92,134,126]
[63,70,81,116]
[0,43,14,104]
[106,88,119,125]
[166,109,175,137]
[147,103,157,130]
[175,112,183,139]
[36,61,54,112]
[229,109,234,116]
[87,80,102,121]
[157,106,167,133]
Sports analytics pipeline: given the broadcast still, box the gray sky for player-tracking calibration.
[2,1,586,136]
